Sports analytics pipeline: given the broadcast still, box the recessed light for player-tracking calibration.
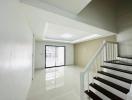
[72,34,101,43]
[61,33,72,38]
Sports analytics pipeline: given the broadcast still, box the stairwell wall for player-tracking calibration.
[117,0,132,57]
[74,35,116,67]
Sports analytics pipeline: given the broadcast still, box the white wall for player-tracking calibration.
[0,0,33,100]
[117,0,132,57]
[35,41,74,69]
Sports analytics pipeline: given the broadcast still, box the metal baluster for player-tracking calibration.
[110,43,111,60]
[95,58,98,77]
[80,73,84,100]
[111,43,113,60]
[102,47,104,65]
[113,43,115,60]
[108,43,110,61]
[112,43,113,60]
[106,43,108,61]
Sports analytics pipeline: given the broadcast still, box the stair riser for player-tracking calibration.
[104,63,132,71]
[94,79,127,100]
[117,57,132,63]
[98,73,131,89]
[89,86,111,100]
[84,92,91,100]
[101,68,132,80]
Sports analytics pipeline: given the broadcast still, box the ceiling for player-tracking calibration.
[21,0,92,15]
[38,0,92,14]
[21,1,116,44]
[44,22,101,43]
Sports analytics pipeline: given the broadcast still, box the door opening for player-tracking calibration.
[45,45,65,68]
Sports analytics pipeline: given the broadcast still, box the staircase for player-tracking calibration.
[80,41,132,100]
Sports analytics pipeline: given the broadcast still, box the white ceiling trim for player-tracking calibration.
[43,34,115,44]
[71,34,116,44]
[43,39,71,43]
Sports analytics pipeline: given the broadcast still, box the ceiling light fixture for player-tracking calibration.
[72,34,101,43]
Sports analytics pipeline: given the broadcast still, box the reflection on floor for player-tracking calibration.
[45,67,64,90]
[27,66,83,100]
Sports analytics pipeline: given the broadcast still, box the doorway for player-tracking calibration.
[45,45,65,68]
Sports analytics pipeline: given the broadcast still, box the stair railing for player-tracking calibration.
[80,41,119,100]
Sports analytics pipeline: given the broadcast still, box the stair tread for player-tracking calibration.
[98,71,132,84]
[94,77,129,94]
[105,60,132,66]
[118,56,132,59]
[85,90,102,100]
[90,83,123,100]
[101,65,132,74]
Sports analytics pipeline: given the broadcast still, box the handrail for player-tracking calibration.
[80,40,119,100]
[106,41,118,44]
[81,41,106,75]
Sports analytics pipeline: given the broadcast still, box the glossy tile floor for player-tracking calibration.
[27,66,83,100]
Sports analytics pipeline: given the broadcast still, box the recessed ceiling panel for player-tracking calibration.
[44,22,99,42]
